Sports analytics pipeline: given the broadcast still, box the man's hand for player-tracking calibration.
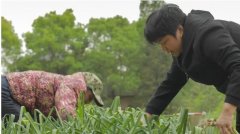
[216,103,237,134]
[146,112,152,120]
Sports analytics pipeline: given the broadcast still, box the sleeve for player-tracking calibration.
[146,59,188,115]
[200,23,240,108]
[55,84,77,120]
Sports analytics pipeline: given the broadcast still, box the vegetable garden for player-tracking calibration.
[3,95,236,134]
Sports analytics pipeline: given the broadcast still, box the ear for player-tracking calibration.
[177,25,184,37]
[178,25,184,32]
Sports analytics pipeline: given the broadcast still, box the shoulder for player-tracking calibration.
[197,20,226,38]
[190,20,231,58]
[194,20,230,48]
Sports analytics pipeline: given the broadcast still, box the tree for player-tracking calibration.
[13,9,87,74]
[139,0,165,19]
[135,1,171,107]
[83,16,144,105]
[1,17,22,72]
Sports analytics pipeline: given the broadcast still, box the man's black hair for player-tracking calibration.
[144,4,186,44]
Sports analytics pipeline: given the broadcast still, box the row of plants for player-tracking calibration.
[2,96,237,134]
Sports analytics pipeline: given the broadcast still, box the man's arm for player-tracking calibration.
[146,59,188,115]
[200,22,240,133]
[200,22,240,108]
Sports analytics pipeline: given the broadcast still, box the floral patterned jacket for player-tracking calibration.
[6,71,87,119]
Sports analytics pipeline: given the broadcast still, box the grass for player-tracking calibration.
[1,95,238,134]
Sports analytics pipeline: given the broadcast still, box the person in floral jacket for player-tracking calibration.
[1,71,104,121]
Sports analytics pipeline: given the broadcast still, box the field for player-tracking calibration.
[1,96,237,134]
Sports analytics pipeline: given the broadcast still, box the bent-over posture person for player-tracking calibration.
[1,71,104,121]
[144,4,240,133]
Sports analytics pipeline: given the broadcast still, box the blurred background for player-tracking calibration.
[2,0,239,117]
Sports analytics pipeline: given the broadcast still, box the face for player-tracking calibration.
[156,25,183,57]
[84,89,94,104]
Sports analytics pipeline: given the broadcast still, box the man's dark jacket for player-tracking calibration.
[146,10,240,115]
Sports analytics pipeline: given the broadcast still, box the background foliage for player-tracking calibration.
[1,0,224,116]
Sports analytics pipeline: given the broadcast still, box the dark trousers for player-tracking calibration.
[237,108,240,132]
[1,76,21,122]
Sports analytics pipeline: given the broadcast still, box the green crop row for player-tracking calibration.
[1,95,236,134]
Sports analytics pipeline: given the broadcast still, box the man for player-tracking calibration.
[144,4,240,133]
[1,71,104,121]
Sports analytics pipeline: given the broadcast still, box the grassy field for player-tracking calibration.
[1,95,237,134]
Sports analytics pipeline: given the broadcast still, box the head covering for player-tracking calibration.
[82,72,104,106]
